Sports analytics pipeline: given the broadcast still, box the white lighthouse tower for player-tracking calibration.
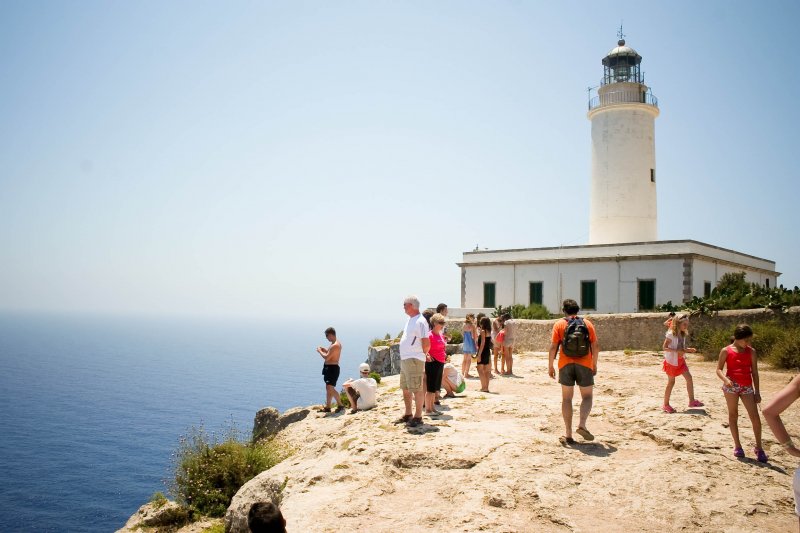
[588,36,659,245]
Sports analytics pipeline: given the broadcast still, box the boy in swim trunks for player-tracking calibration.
[316,327,342,413]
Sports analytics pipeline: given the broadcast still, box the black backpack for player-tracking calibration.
[562,317,590,357]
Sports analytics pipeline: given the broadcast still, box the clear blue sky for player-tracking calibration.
[1,1,798,323]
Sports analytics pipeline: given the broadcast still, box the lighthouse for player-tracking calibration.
[587,37,659,245]
[455,34,778,315]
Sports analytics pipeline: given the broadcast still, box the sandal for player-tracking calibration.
[688,400,704,408]
[318,407,331,413]
[755,448,768,463]
[407,417,423,428]
[662,405,676,414]
[394,414,412,424]
[349,409,358,415]
[576,427,594,441]
[559,436,576,445]
[734,447,745,458]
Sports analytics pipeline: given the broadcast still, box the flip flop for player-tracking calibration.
[559,436,576,446]
[394,414,412,424]
[576,427,594,441]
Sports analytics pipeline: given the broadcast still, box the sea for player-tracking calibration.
[0,311,390,532]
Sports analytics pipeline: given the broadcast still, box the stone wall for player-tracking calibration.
[366,343,463,377]
[444,307,800,353]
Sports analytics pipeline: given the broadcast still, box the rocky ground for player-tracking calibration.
[122,351,800,532]
[233,351,800,533]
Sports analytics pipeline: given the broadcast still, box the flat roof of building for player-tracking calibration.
[459,239,778,275]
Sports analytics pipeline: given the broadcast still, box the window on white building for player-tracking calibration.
[529,282,543,306]
[580,281,596,310]
[638,280,656,311]
[483,282,496,308]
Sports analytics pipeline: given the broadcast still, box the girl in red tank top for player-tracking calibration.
[716,324,767,462]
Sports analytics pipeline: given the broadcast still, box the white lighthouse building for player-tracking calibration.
[456,37,779,314]
[589,38,659,244]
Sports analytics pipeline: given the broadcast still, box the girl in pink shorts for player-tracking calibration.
[716,324,767,462]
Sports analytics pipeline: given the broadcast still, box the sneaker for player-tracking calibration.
[407,417,422,428]
[734,447,745,458]
[688,400,704,408]
[662,405,676,414]
[755,448,768,463]
[394,414,412,424]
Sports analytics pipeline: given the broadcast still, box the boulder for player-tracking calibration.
[224,473,284,533]
[366,345,396,376]
[252,407,280,442]
[278,406,310,430]
[116,500,188,531]
[445,343,463,356]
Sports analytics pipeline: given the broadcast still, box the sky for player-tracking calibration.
[1,1,798,325]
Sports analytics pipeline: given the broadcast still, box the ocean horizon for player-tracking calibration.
[0,311,392,532]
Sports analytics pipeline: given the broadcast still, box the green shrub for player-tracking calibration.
[370,337,393,347]
[150,491,168,509]
[368,371,381,384]
[203,524,225,533]
[693,318,800,367]
[338,391,350,408]
[768,335,800,370]
[172,424,291,517]
[447,330,463,344]
[657,272,800,315]
[493,303,552,320]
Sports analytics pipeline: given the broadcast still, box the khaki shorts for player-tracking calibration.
[400,358,424,392]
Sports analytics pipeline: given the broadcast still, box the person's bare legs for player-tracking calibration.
[664,375,676,406]
[561,385,575,439]
[425,390,437,414]
[413,388,424,418]
[724,392,742,449]
[683,371,696,403]
[325,384,338,409]
[740,393,763,449]
[344,386,358,411]
[478,364,490,392]
[402,389,413,417]
[462,354,472,377]
[506,349,513,375]
[493,348,500,375]
[578,385,593,432]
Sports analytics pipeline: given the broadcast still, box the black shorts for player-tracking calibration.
[425,360,444,393]
[558,363,594,387]
[322,364,340,386]
[478,349,491,365]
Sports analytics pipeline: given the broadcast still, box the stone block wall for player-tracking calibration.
[444,307,800,353]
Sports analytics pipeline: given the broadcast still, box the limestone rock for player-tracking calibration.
[252,407,280,442]
[278,407,310,430]
[224,474,284,533]
[366,344,401,376]
[116,500,188,531]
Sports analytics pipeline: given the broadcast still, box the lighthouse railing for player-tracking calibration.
[588,91,658,111]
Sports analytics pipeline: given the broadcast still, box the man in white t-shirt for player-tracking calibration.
[343,363,378,413]
[395,295,430,428]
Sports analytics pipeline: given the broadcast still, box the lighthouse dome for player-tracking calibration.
[602,39,642,66]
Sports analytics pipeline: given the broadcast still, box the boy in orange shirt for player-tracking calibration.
[548,299,600,445]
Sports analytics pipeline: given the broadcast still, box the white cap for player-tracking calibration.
[359,363,371,373]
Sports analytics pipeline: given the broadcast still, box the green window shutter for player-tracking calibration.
[581,281,596,310]
[529,282,543,305]
[638,280,656,310]
[483,283,496,308]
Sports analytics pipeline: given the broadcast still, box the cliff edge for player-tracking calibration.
[223,351,798,532]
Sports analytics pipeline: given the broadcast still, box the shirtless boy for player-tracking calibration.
[316,327,342,412]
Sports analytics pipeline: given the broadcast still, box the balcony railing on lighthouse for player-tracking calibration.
[588,90,658,111]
